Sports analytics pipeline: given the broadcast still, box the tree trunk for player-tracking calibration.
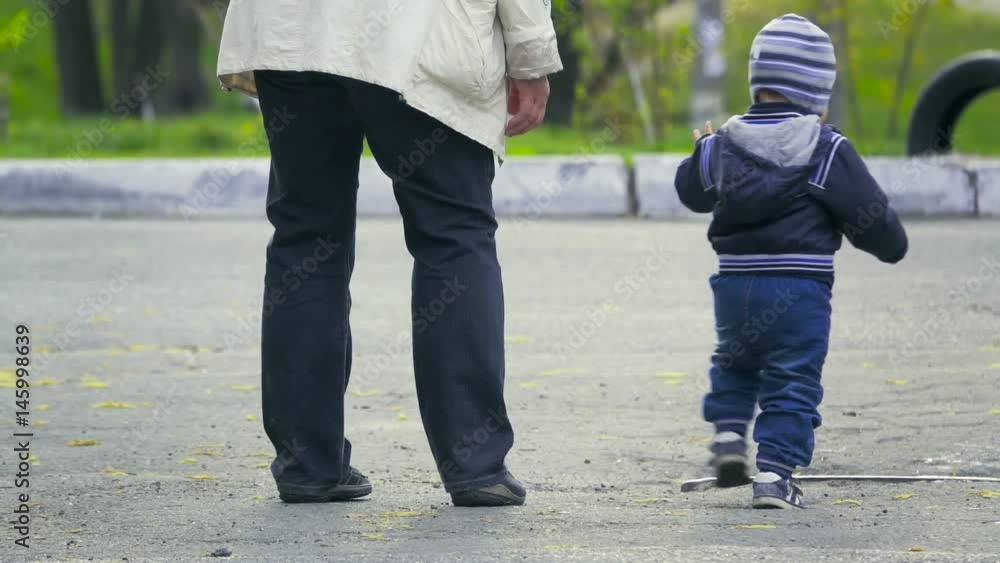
[546,0,582,125]
[691,0,726,128]
[838,0,863,136]
[620,39,656,144]
[814,0,849,130]
[160,0,211,114]
[129,0,168,117]
[886,0,931,138]
[111,0,134,103]
[53,0,104,115]
[0,73,9,142]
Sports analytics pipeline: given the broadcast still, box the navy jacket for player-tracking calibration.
[675,103,908,281]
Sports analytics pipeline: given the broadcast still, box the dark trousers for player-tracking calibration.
[702,274,832,477]
[254,71,512,495]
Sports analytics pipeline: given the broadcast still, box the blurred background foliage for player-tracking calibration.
[0,0,999,158]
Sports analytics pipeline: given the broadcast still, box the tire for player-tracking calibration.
[907,50,1000,156]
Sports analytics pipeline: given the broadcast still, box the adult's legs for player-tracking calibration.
[255,71,365,495]
[343,78,512,493]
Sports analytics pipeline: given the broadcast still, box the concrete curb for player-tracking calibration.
[1,155,998,218]
[0,156,629,218]
[635,153,998,219]
[974,165,1000,216]
[633,154,707,220]
[865,157,976,216]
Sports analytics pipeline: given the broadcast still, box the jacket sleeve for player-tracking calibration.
[497,0,563,79]
[674,134,719,213]
[819,139,908,263]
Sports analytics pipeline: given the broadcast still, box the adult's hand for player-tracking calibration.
[505,77,550,137]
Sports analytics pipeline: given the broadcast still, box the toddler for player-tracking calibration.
[674,14,908,508]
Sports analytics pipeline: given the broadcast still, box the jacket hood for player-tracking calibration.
[720,114,822,167]
[710,114,829,228]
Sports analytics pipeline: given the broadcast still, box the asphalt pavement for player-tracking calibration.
[0,218,998,562]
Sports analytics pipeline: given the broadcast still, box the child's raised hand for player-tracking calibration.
[692,121,714,142]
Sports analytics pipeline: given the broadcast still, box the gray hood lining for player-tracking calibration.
[720,114,822,167]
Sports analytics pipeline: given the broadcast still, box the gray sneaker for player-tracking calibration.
[709,432,752,488]
[451,473,526,507]
[752,471,805,509]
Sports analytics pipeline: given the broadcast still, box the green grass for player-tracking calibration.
[0,115,266,158]
[0,118,698,159]
[2,0,1000,157]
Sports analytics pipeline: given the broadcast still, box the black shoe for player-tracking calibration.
[709,432,753,488]
[450,473,526,507]
[278,466,373,503]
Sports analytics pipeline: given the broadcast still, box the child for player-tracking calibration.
[674,14,908,508]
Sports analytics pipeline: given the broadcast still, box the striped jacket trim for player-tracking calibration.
[809,133,846,189]
[718,253,834,274]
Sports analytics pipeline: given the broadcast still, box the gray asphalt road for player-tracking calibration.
[0,218,998,562]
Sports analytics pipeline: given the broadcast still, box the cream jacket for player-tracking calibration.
[217,0,563,156]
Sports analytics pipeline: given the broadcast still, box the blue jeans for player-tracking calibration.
[703,274,832,477]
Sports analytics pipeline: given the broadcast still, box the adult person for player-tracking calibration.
[217,0,562,507]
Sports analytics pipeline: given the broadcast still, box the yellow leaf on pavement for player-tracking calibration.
[381,509,433,518]
[505,335,533,344]
[93,401,137,409]
[67,438,99,447]
[80,376,110,388]
[656,371,688,379]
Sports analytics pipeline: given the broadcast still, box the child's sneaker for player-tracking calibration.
[752,471,805,508]
[709,431,752,488]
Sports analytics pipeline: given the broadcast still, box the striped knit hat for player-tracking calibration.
[748,14,837,115]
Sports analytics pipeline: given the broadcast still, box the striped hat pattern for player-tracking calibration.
[748,13,837,115]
